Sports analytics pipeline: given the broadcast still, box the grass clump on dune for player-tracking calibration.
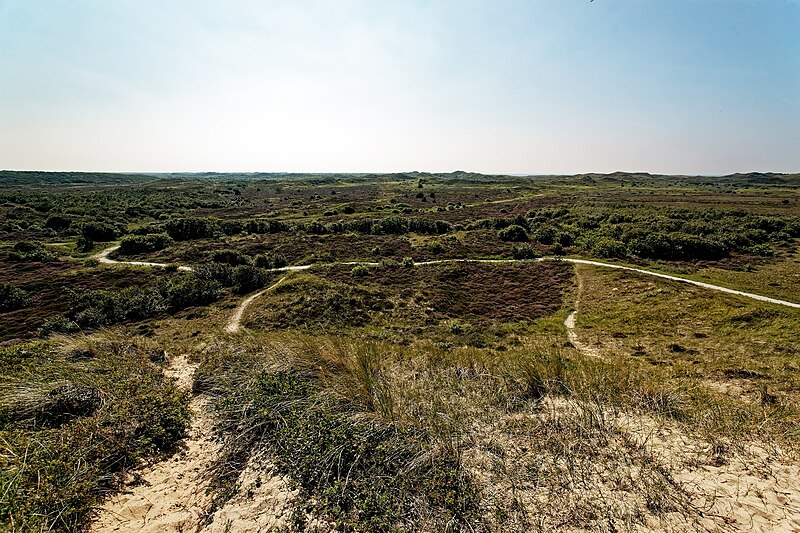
[0,335,190,532]
[196,337,480,532]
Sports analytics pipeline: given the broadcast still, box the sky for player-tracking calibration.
[1,0,799,175]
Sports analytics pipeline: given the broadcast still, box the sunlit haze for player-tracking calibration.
[1,0,799,174]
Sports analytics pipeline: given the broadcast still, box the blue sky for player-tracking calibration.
[1,0,798,174]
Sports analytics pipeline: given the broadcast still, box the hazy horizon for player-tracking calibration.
[2,169,796,178]
[2,1,799,175]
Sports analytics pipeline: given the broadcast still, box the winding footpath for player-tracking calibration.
[94,246,193,271]
[93,245,800,336]
[225,277,287,333]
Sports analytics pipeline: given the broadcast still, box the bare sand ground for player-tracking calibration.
[562,291,800,532]
[92,354,295,532]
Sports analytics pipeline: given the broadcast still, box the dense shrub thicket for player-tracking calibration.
[498,224,529,242]
[119,234,173,255]
[39,274,227,333]
[81,221,118,242]
[524,206,800,261]
[152,207,799,262]
[195,262,275,295]
[164,218,216,241]
[7,241,57,262]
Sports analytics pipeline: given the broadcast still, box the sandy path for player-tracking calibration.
[93,246,193,271]
[199,458,296,533]
[92,352,296,532]
[225,277,286,334]
[92,354,219,533]
[564,310,603,359]
[563,266,603,359]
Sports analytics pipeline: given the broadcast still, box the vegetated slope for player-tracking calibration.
[0,336,189,531]
[244,261,572,348]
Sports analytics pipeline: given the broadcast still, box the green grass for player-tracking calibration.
[573,264,800,446]
[682,249,800,302]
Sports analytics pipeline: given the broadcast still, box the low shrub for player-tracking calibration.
[81,222,118,242]
[203,342,480,531]
[40,274,224,333]
[231,265,272,295]
[164,217,216,241]
[118,234,173,255]
[0,283,32,312]
[498,224,529,242]
[510,244,539,260]
[351,265,369,277]
[7,241,57,262]
[212,249,251,266]
[253,252,288,269]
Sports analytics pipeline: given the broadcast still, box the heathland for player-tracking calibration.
[1,170,799,532]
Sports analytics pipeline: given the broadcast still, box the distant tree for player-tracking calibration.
[81,222,117,242]
[45,215,72,232]
[119,234,173,255]
[164,218,216,241]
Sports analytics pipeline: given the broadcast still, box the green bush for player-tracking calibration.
[351,265,370,277]
[0,283,32,312]
[81,222,117,242]
[253,252,288,269]
[159,275,224,311]
[231,265,272,295]
[510,244,539,260]
[212,249,251,266]
[7,241,57,262]
[119,234,173,255]
[164,217,216,241]
[592,238,627,259]
[44,215,72,232]
[41,274,224,332]
[38,316,80,336]
[76,235,95,253]
[195,262,235,286]
[498,224,529,242]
